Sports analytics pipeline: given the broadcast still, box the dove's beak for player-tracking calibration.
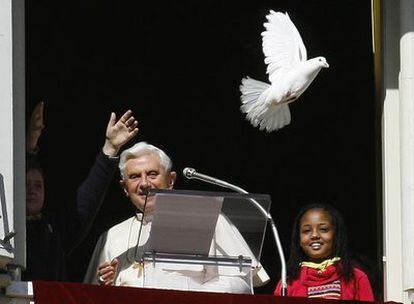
[324,62,329,68]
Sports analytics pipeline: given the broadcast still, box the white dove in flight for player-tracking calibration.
[240,10,329,132]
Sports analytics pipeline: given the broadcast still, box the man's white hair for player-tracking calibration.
[119,142,173,178]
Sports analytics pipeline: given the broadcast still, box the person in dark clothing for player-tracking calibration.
[24,102,138,281]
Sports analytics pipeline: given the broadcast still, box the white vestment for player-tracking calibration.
[84,213,269,294]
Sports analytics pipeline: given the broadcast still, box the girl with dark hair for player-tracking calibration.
[274,204,374,301]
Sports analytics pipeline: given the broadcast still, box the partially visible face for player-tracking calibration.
[26,168,45,216]
[120,153,176,214]
[299,209,335,263]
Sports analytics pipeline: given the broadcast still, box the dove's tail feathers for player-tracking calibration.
[239,77,270,96]
[259,103,291,132]
[240,77,289,132]
[240,77,270,113]
[239,77,270,116]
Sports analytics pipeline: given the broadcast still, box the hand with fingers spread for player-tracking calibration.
[27,101,45,153]
[102,110,139,157]
[97,259,119,286]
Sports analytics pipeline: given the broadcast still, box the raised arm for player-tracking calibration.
[26,101,45,154]
[68,110,139,252]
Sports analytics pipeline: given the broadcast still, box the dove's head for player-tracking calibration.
[315,57,329,68]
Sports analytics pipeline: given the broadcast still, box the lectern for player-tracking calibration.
[138,189,271,294]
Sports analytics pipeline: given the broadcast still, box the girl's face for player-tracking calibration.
[299,209,335,263]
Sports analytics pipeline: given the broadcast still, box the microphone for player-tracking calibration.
[183,167,233,189]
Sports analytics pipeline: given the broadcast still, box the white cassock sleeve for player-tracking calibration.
[83,216,149,287]
[207,214,270,289]
[83,231,109,284]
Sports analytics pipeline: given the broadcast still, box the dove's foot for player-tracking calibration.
[283,95,297,104]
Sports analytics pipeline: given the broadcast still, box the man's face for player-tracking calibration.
[120,153,176,214]
[26,168,45,216]
[299,209,335,263]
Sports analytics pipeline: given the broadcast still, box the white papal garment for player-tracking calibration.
[84,213,269,294]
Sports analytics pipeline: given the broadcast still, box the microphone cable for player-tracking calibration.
[133,190,150,263]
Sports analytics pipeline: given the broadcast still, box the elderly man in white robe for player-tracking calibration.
[84,142,269,293]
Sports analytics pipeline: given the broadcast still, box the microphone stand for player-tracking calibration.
[185,170,287,296]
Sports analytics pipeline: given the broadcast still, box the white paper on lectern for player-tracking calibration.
[148,193,223,255]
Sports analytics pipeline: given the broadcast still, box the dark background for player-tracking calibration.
[26,0,381,297]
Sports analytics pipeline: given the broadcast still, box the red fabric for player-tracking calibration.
[33,281,393,304]
[33,281,277,304]
[274,265,375,301]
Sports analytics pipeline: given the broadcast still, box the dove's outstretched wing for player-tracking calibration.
[262,11,307,83]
